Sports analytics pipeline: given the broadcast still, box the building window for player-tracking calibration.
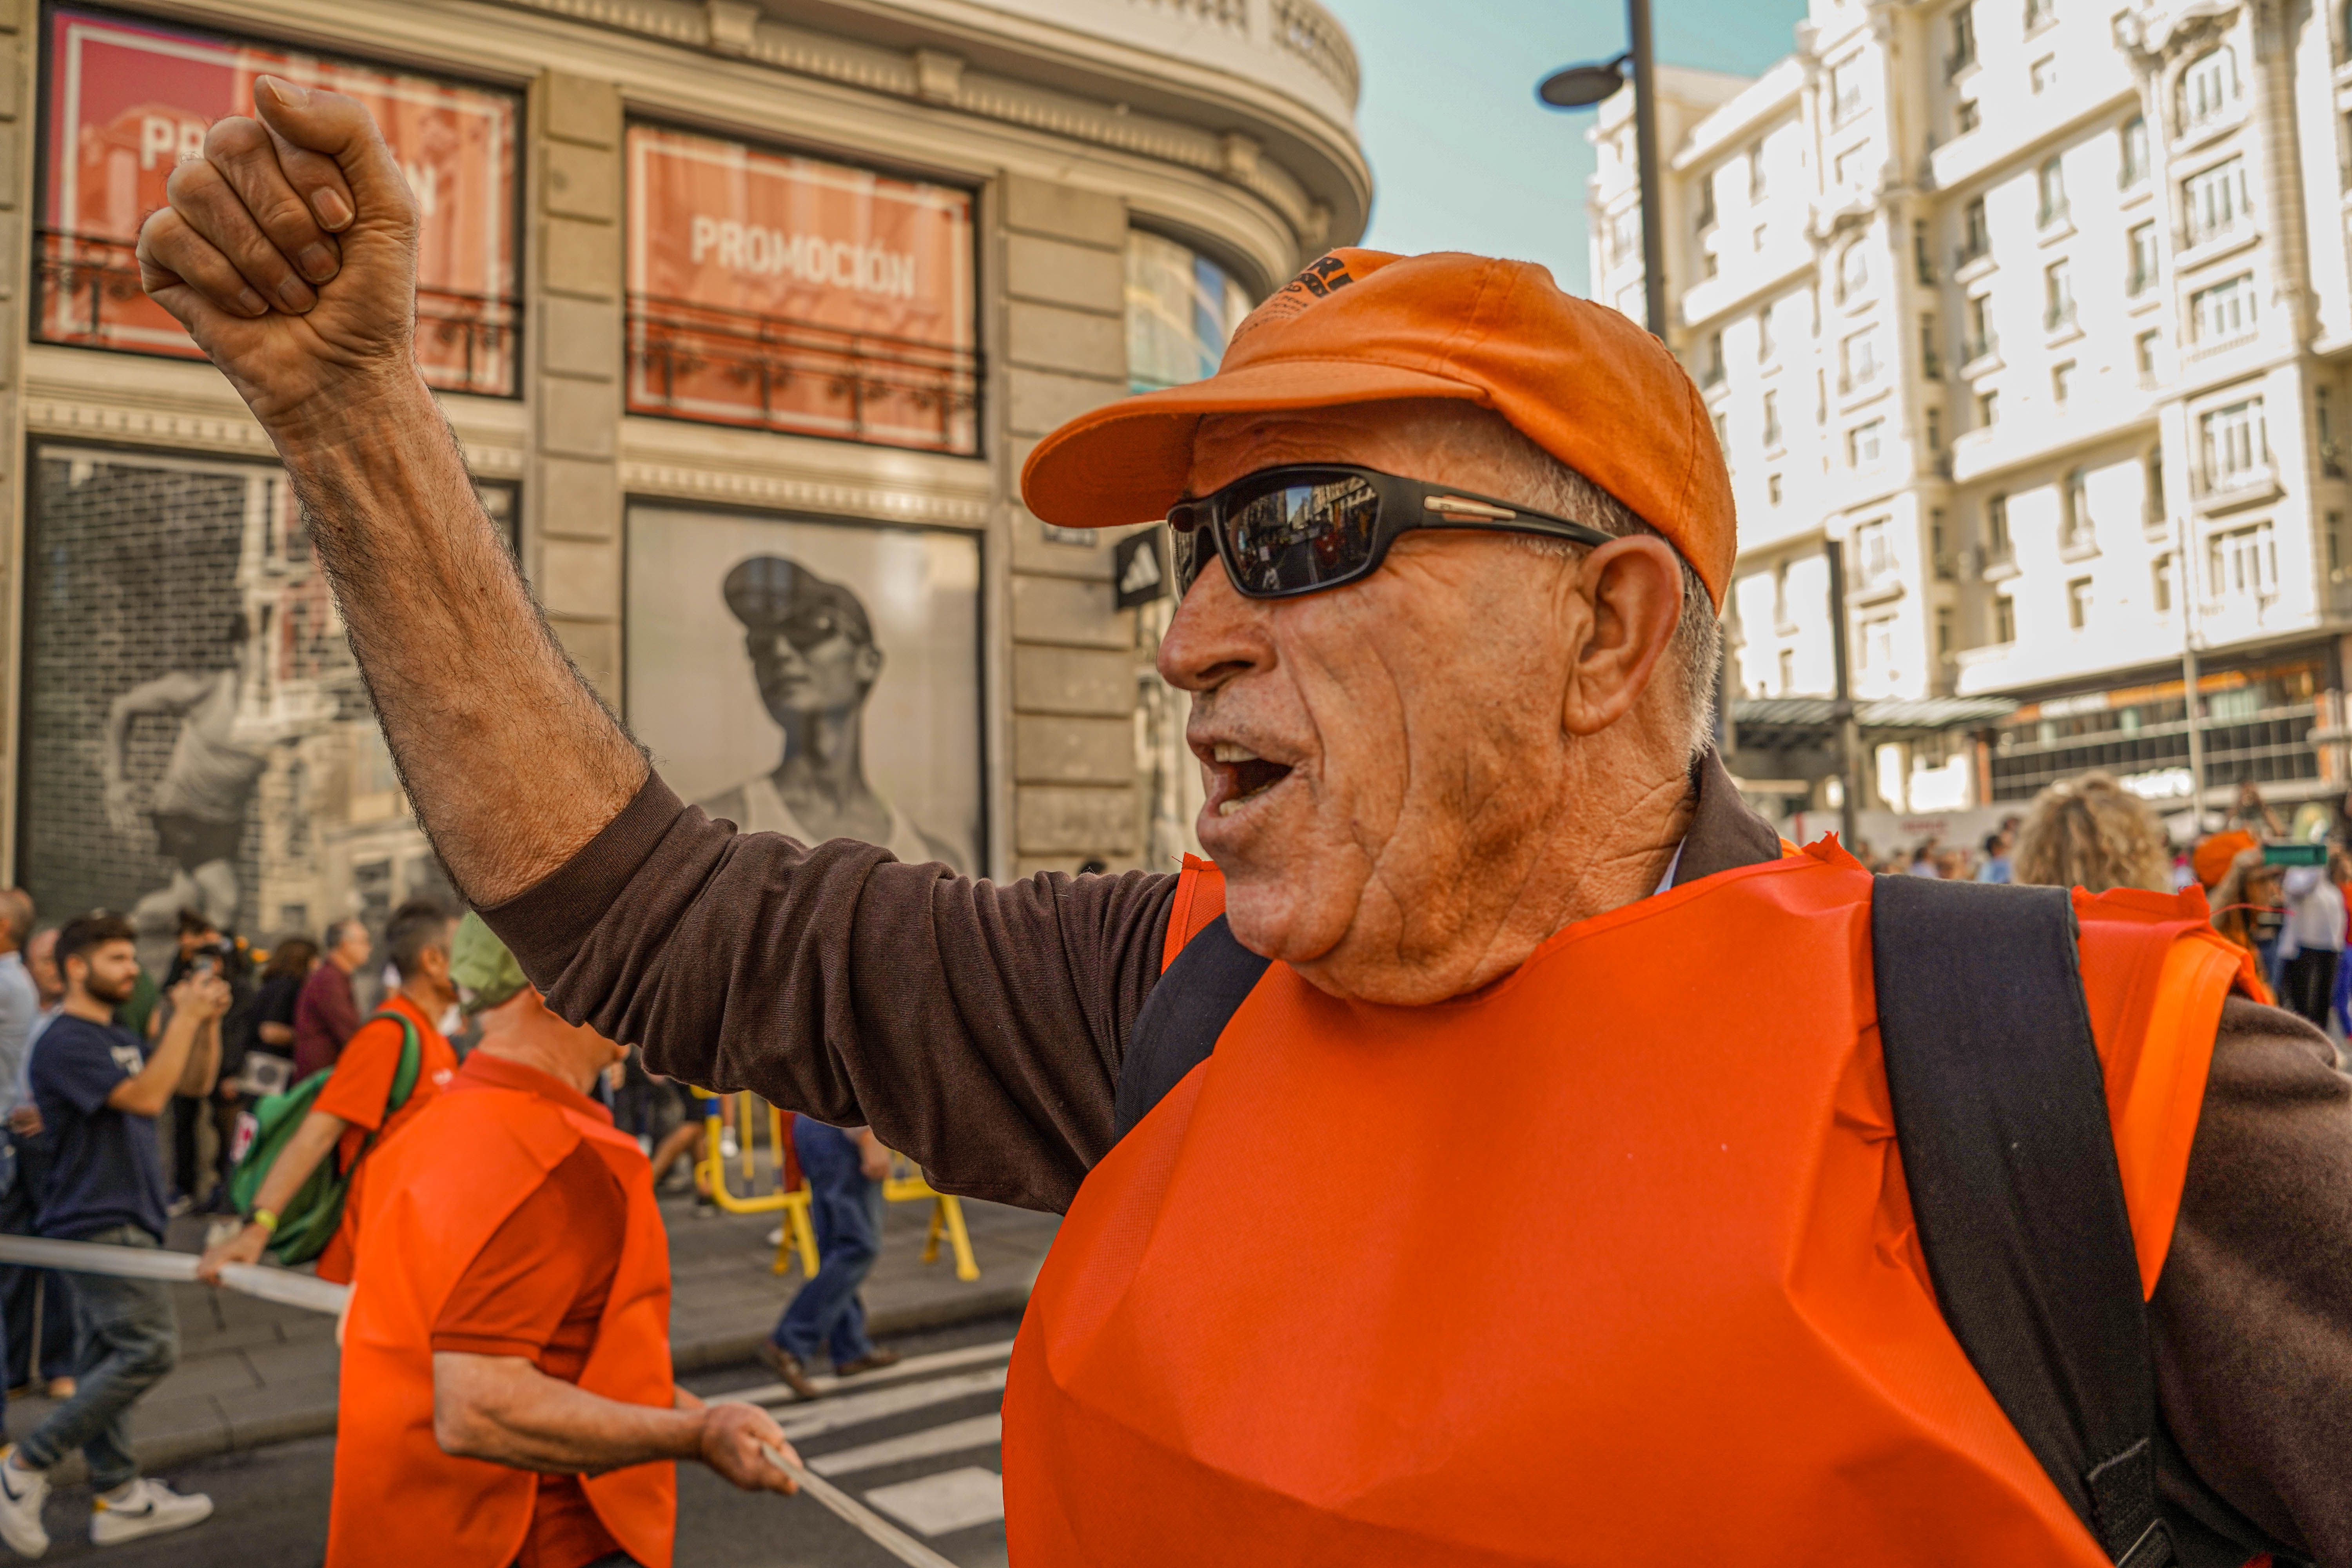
[1937,606,1956,659]
[2037,156,2069,227]
[2127,223,2157,295]
[2321,387,2343,477]
[1994,595,2017,642]
[1831,59,1866,125]
[1834,144,1874,191]
[2030,56,2057,95]
[38,9,522,395]
[1768,472,1785,506]
[1713,410,1731,453]
[2067,577,2092,629]
[2146,448,2166,521]
[1703,330,1726,386]
[2053,360,2076,405]
[2061,466,2092,546]
[1855,517,1894,584]
[1749,140,1768,201]
[1913,221,1936,286]
[1949,3,1978,74]
[1837,240,1870,303]
[2190,273,2257,343]
[1966,294,1995,361]
[1918,312,1941,376]
[1126,230,1254,395]
[1850,419,1885,466]
[2025,0,2056,29]
[1696,175,1719,232]
[2182,156,2251,246]
[2044,260,2075,331]
[1961,197,1991,264]
[1608,207,1643,270]
[2153,554,2175,613]
[1842,328,1881,390]
[1987,492,2011,559]
[2178,47,2241,134]
[1931,509,1953,577]
[1778,648,1797,692]
[2209,521,2278,602]
[2200,397,2269,487]
[1702,249,1720,280]
[1860,615,1896,678]
[2330,511,2345,575]
[627,126,980,450]
[2136,329,2162,383]
[1978,388,2001,426]
[1763,390,1784,450]
[1758,304,1777,362]
[1927,406,1944,450]
[2119,114,2149,187]
[1958,99,1982,134]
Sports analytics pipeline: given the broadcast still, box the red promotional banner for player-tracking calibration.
[41,9,518,395]
[627,125,976,453]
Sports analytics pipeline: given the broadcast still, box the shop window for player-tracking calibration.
[1126,231,1252,395]
[623,125,978,453]
[36,8,519,395]
[20,445,509,944]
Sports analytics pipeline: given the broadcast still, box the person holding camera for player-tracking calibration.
[158,911,249,1216]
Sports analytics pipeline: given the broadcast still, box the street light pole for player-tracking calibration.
[1627,0,1667,338]
[1538,0,1667,338]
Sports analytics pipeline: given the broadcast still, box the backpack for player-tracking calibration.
[227,1007,423,1266]
[1113,875,2298,1568]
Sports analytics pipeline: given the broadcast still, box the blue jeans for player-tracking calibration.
[772,1121,881,1366]
[20,1226,178,1491]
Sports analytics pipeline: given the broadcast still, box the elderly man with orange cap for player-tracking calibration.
[140,85,2352,1566]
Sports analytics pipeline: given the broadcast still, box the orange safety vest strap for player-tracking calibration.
[1161,857,1228,973]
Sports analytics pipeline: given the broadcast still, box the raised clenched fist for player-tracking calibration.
[136,77,421,441]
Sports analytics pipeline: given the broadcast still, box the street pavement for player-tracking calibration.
[15,1313,1022,1566]
[3,1189,1056,1484]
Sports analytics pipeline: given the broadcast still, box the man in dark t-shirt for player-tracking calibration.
[0,914,227,1555]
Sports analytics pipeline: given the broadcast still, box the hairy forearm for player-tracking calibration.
[267,372,645,906]
[177,1019,220,1097]
[434,1354,699,1474]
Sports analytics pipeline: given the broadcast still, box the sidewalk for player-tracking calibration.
[3,1194,1057,1482]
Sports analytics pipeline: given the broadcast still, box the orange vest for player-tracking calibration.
[1004,841,2253,1564]
[325,1073,678,1568]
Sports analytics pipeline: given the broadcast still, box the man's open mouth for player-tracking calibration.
[1210,742,1294,816]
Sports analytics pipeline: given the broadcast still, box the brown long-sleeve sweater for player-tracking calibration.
[485,753,2352,1563]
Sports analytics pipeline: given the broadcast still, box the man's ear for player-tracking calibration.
[1560,534,1685,739]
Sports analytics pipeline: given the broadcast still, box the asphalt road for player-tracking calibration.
[13,1314,1020,1568]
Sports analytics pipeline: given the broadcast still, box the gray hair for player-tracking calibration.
[1511,455,1724,760]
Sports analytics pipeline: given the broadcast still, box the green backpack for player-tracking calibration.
[227,1008,423,1266]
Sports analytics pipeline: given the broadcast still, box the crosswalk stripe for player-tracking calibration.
[864,1467,1005,1537]
[721,1338,1016,1408]
[809,1414,1003,1477]
[774,1367,1009,1441]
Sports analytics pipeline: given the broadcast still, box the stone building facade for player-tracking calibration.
[1,0,1366,946]
[1590,0,2352,829]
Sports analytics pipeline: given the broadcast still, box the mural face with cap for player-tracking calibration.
[725,556,884,723]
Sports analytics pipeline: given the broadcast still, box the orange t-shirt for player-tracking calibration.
[312,994,457,1284]
[430,1053,632,1568]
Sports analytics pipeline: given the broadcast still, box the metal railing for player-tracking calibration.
[35,227,517,396]
[626,293,980,454]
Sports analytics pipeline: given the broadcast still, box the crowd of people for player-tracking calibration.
[1853,776,2352,1038]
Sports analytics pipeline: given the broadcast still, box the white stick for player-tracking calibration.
[758,1441,960,1568]
[0,1234,350,1316]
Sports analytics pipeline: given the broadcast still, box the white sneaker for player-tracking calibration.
[88,1477,211,1546]
[0,1446,50,1558]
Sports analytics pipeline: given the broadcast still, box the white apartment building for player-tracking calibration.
[1591,0,2352,824]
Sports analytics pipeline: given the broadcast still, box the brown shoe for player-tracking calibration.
[833,1347,902,1377]
[754,1342,820,1400]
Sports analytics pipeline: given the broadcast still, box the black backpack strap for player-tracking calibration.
[1872,875,2173,1567]
[1111,915,1269,1143]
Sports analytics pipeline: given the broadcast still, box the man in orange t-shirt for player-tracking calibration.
[198,899,459,1285]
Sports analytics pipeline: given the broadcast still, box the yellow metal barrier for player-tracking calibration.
[696,1094,979,1282]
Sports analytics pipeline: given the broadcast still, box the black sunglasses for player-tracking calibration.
[1166,465,1617,601]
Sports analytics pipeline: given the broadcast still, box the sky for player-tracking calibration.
[1319,0,1811,296]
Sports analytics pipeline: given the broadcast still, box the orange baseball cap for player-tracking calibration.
[1019,248,1736,607]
